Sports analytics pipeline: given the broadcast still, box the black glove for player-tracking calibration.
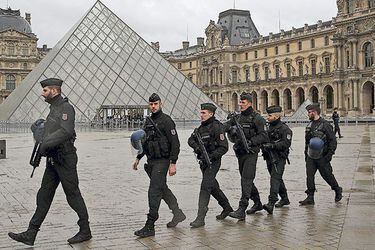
[324,154,333,162]
[263,142,274,150]
[194,148,201,155]
[39,143,47,157]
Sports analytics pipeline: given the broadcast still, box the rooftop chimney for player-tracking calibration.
[42,44,47,51]
[25,13,31,25]
[197,37,204,46]
[182,41,189,50]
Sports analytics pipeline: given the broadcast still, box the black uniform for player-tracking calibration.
[226,107,268,212]
[137,109,182,225]
[29,95,89,231]
[304,118,341,195]
[263,119,292,204]
[332,111,342,138]
[188,116,232,222]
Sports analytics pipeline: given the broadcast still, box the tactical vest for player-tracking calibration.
[198,122,219,154]
[267,122,290,158]
[305,121,326,144]
[143,117,170,159]
[238,112,258,140]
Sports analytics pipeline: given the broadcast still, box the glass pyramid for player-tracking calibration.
[0,1,226,123]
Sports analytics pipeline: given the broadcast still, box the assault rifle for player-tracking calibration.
[29,142,42,178]
[229,113,255,154]
[192,129,211,169]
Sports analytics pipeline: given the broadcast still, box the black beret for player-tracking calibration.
[306,103,321,112]
[266,105,282,114]
[40,78,63,88]
[240,92,252,102]
[201,103,217,113]
[149,93,161,102]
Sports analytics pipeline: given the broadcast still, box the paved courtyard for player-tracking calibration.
[0,124,374,249]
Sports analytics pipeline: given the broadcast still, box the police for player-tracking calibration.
[262,106,292,214]
[226,92,268,220]
[332,108,343,138]
[132,93,185,237]
[187,103,233,228]
[300,103,343,205]
[8,78,91,246]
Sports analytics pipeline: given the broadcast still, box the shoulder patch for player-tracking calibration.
[220,133,225,141]
[62,113,68,121]
[171,129,176,135]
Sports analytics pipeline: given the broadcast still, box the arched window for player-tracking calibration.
[369,0,375,9]
[6,75,16,90]
[364,42,374,68]
[8,44,15,55]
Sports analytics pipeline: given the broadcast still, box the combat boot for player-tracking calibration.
[190,216,205,228]
[134,223,155,238]
[167,209,186,228]
[68,222,92,244]
[8,228,39,246]
[216,206,233,220]
[299,194,315,206]
[335,187,343,202]
[246,201,263,214]
[275,198,290,208]
[263,202,275,214]
[229,207,246,220]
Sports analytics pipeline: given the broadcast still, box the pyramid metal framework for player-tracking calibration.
[0,1,226,122]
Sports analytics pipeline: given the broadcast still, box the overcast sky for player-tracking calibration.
[5,0,338,51]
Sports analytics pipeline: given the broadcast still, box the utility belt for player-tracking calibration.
[46,139,76,164]
[146,137,170,159]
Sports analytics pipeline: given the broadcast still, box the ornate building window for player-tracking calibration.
[311,59,316,76]
[254,67,259,81]
[264,48,268,57]
[22,47,29,56]
[245,52,248,60]
[324,57,331,73]
[23,63,28,69]
[219,71,223,84]
[189,61,192,68]
[254,50,258,59]
[245,68,250,81]
[275,65,280,79]
[232,54,237,62]
[298,41,303,51]
[364,42,374,68]
[311,39,315,48]
[286,43,290,53]
[264,66,269,80]
[324,36,330,46]
[298,61,303,77]
[231,70,238,83]
[347,0,355,13]
[6,75,16,90]
[275,46,279,55]
[370,0,375,8]
[8,44,15,55]
[177,63,182,69]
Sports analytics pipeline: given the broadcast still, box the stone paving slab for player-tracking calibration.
[0,125,374,249]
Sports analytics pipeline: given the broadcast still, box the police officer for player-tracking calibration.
[300,103,343,205]
[262,106,292,214]
[132,93,185,237]
[8,78,91,246]
[332,108,343,138]
[226,92,268,220]
[187,103,233,228]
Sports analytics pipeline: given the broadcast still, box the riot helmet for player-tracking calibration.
[307,137,324,159]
